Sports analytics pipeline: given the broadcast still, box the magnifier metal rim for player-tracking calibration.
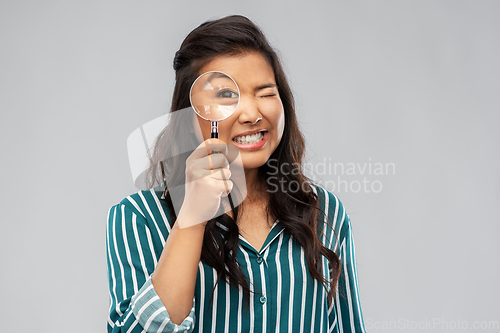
[189,70,240,122]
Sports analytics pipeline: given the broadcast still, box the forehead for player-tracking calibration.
[199,52,275,88]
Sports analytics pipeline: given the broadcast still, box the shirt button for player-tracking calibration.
[256,256,263,264]
[259,296,267,304]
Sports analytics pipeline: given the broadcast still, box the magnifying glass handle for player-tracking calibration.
[211,121,218,139]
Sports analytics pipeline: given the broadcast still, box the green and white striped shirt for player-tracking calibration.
[106,184,366,332]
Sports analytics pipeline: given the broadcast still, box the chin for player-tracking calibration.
[240,154,269,171]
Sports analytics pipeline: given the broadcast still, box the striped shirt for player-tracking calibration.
[106,184,366,332]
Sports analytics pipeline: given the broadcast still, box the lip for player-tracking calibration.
[232,131,268,150]
[231,129,267,139]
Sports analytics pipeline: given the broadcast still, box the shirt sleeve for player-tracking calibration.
[323,191,366,333]
[106,203,196,332]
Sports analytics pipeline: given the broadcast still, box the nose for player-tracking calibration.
[236,95,262,125]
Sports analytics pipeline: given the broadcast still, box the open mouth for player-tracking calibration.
[232,131,265,144]
[232,130,268,149]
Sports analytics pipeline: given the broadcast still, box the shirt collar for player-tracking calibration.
[237,219,285,255]
[215,216,285,254]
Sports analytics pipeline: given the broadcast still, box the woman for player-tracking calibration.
[107,15,366,332]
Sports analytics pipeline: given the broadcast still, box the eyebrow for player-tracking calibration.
[202,72,235,91]
[202,73,277,92]
[206,72,231,83]
[254,83,277,92]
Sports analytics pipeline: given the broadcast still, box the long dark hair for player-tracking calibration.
[147,15,340,305]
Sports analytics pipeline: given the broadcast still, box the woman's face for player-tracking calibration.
[193,52,285,171]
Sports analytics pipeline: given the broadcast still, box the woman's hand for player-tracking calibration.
[152,140,230,323]
[177,138,233,228]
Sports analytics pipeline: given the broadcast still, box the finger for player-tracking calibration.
[189,139,228,160]
[208,168,231,181]
[197,154,229,171]
[208,177,233,197]
[220,179,234,197]
[189,166,230,182]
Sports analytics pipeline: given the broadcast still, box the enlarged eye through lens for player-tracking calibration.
[190,71,240,122]
[216,89,239,99]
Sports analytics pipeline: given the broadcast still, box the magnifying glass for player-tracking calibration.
[189,71,240,139]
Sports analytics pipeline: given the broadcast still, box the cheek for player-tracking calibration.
[276,107,285,143]
[264,99,285,143]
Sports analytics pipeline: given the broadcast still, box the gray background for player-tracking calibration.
[1,0,499,332]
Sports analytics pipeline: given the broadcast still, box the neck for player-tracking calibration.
[243,168,266,202]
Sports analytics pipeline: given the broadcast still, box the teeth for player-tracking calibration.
[233,132,264,144]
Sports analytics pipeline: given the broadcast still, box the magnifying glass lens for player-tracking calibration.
[190,71,240,122]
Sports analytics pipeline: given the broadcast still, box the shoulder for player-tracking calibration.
[310,183,348,226]
[309,183,351,250]
[108,184,173,230]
